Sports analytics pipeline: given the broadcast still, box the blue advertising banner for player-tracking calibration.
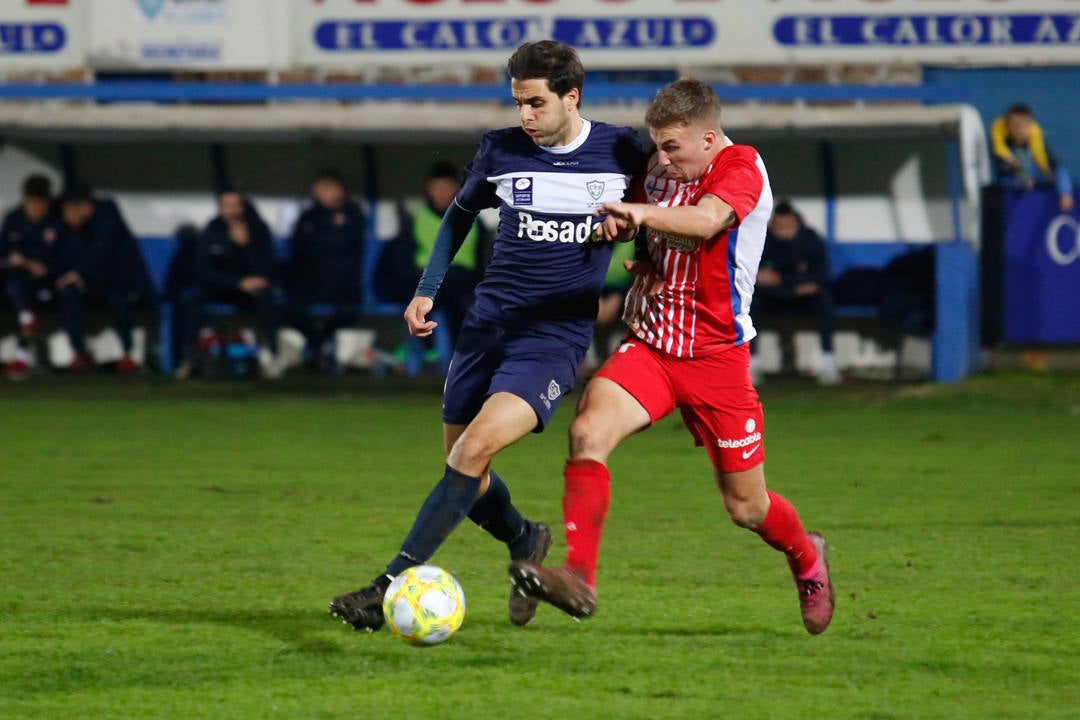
[313,17,714,53]
[1003,190,1080,344]
[0,0,83,70]
[774,14,1080,48]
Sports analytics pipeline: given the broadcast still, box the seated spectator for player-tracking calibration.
[283,169,365,371]
[991,103,1074,213]
[375,161,492,351]
[57,183,156,373]
[177,187,282,379]
[1,174,83,379]
[751,200,839,385]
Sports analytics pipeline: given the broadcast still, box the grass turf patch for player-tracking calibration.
[1,372,1077,719]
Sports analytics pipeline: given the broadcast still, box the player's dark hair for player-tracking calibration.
[772,200,799,218]
[507,41,584,100]
[214,179,240,197]
[1006,103,1033,118]
[314,167,345,187]
[645,78,722,131]
[22,174,52,199]
[59,182,94,206]
[428,161,460,181]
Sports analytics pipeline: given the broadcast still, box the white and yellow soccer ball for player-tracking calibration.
[382,565,466,646]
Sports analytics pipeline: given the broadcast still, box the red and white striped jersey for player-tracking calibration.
[625,143,773,357]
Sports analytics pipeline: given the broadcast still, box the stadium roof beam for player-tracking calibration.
[0,100,974,144]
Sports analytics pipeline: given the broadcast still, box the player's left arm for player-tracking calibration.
[602,194,736,245]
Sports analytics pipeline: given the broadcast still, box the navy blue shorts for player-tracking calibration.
[442,321,586,432]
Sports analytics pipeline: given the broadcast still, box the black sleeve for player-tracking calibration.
[82,203,128,286]
[0,211,12,258]
[456,133,500,212]
[164,224,199,299]
[51,226,82,277]
[772,228,829,295]
[804,228,830,287]
[285,209,315,294]
[247,220,278,282]
[473,218,494,272]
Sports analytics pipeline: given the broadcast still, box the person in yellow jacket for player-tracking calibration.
[375,161,492,349]
[991,103,1074,213]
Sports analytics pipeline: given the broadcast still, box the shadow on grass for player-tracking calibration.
[84,605,381,650]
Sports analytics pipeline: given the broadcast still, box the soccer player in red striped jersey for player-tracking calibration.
[510,78,835,634]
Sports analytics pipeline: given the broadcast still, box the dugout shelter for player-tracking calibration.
[0,80,986,381]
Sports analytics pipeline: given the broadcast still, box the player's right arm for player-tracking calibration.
[603,194,737,247]
[404,200,479,336]
[405,132,500,337]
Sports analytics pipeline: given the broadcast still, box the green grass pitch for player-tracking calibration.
[1,372,1077,719]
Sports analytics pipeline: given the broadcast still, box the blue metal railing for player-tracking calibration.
[0,80,970,105]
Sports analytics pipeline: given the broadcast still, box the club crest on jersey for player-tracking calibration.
[512,177,533,205]
[586,180,605,200]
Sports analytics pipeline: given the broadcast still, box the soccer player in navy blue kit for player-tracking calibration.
[330,40,644,631]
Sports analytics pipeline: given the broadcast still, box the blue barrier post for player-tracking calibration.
[933,242,979,383]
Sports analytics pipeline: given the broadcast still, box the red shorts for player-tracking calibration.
[595,339,765,472]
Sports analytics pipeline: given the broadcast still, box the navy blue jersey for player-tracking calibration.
[456,120,643,342]
[0,205,68,272]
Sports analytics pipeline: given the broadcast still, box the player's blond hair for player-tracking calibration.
[644,78,722,131]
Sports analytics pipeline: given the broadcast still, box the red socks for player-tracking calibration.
[563,466,814,587]
[755,490,818,578]
[562,458,611,590]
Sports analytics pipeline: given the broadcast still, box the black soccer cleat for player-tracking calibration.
[508,522,553,626]
[329,574,392,632]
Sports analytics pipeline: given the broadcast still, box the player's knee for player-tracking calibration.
[568,411,611,459]
[447,431,498,472]
[723,494,768,529]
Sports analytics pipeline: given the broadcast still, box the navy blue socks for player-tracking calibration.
[386,465,482,576]
[468,470,529,552]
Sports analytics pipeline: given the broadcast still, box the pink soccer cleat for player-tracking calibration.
[796,532,835,635]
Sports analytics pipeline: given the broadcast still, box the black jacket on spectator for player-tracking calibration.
[285,200,364,305]
[197,207,277,293]
[0,206,70,274]
[759,224,830,300]
[66,200,155,298]
[164,224,199,301]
